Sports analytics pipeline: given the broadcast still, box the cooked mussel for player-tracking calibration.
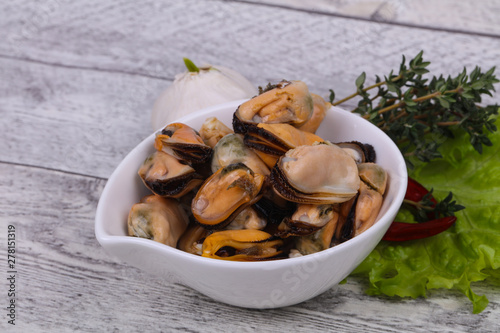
[334,162,388,243]
[138,150,204,198]
[358,162,387,194]
[353,163,387,236]
[352,182,384,236]
[295,211,339,255]
[199,117,233,148]
[177,222,211,255]
[333,196,358,244]
[191,162,265,229]
[252,196,297,226]
[226,206,267,230]
[127,195,189,247]
[290,204,335,228]
[201,229,283,261]
[130,79,388,260]
[276,204,335,238]
[336,141,376,164]
[297,93,330,133]
[211,133,270,175]
[155,123,212,164]
[233,80,313,129]
[270,143,360,204]
[240,122,324,167]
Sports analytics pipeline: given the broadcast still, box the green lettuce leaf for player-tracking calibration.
[351,117,500,314]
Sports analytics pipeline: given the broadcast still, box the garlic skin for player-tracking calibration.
[151,61,257,130]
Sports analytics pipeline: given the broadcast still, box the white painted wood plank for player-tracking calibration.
[0,1,500,330]
[1,0,499,179]
[1,0,499,98]
[0,56,162,179]
[1,164,499,332]
[246,0,500,36]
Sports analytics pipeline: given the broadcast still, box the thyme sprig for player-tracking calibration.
[330,51,499,168]
[403,190,465,223]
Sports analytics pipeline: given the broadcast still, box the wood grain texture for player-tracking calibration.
[244,0,500,37]
[1,0,499,179]
[0,56,161,179]
[1,0,499,331]
[1,0,499,99]
[1,164,499,332]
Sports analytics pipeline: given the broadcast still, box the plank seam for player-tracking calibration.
[0,160,108,181]
[226,0,500,39]
[0,53,174,81]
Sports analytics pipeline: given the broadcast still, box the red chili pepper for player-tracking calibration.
[382,216,457,242]
[405,177,437,220]
[405,177,436,203]
[382,177,456,242]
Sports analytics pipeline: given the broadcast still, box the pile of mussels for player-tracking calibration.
[127,80,387,261]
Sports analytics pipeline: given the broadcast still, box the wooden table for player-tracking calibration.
[1,1,499,331]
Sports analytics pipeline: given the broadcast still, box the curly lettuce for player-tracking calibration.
[351,117,500,313]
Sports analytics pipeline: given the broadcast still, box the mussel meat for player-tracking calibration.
[199,117,233,148]
[295,211,339,255]
[336,141,376,164]
[353,163,387,236]
[226,206,267,230]
[241,122,324,167]
[127,195,189,247]
[177,222,211,255]
[211,133,270,175]
[297,93,330,133]
[155,123,212,164]
[138,150,204,198]
[270,143,360,204]
[276,204,335,238]
[334,162,388,242]
[234,80,313,128]
[130,79,389,261]
[191,163,265,229]
[358,162,387,194]
[201,229,283,261]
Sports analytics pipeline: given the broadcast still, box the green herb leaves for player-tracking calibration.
[355,72,366,89]
[330,51,499,168]
[352,117,500,313]
[337,51,500,313]
[405,189,466,223]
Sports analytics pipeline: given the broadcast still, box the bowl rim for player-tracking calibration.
[95,99,408,269]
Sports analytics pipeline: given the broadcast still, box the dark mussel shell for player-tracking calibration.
[155,123,213,164]
[336,141,376,163]
[138,151,205,198]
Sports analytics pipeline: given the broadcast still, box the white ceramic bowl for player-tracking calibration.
[95,100,407,309]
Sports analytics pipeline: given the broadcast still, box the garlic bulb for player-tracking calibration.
[151,58,257,130]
